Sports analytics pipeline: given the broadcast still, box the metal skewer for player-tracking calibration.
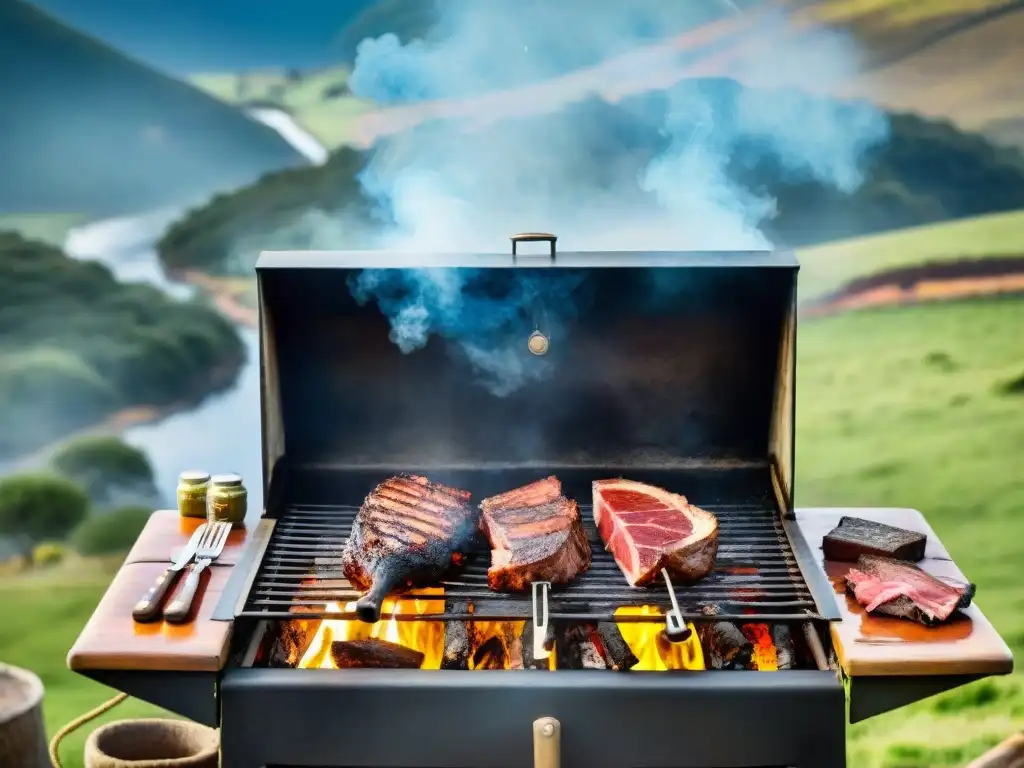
[532,581,554,661]
[661,569,693,642]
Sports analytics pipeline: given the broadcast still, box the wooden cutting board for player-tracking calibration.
[794,507,1014,677]
[68,511,255,673]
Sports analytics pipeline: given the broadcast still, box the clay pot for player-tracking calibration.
[0,663,48,768]
[84,719,218,768]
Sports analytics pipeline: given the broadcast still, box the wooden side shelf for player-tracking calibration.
[125,510,249,567]
[794,507,1014,677]
[68,511,256,673]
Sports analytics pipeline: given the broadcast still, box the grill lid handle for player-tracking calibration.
[511,232,557,260]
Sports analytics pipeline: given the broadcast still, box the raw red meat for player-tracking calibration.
[845,554,975,626]
[592,478,719,587]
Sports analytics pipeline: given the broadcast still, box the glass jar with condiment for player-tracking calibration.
[207,473,248,527]
[176,470,211,519]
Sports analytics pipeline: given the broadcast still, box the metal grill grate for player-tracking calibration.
[239,501,821,623]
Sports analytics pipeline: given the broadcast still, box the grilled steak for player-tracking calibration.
[823,516,926,562]
[479,476,591,591]
[341,474,476,622]
[592,478,718,587]
[845,554,976,626]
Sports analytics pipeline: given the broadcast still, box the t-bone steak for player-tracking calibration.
[341,474,477,622]
[479,476,591,591]
[592,478,719,587]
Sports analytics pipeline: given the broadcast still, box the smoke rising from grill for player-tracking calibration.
[344,1,889,394]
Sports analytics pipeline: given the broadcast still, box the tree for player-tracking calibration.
[51,436,156,504]
[69,506,152,556]
[0,473,90,560]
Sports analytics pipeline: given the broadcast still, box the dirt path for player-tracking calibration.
[803,256,1024,317]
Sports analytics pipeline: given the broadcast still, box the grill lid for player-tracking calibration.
[255,238,797,510]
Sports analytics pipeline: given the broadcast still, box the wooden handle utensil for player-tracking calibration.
[132,566,184,623]
[164,560,209,624]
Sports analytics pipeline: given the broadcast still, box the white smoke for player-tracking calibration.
[346,1,888,253]
[338,1,889,394]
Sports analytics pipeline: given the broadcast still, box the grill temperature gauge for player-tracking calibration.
[528,330,550,356]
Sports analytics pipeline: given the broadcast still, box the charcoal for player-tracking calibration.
[771,624,796,671]
[697,607,753,670]
[441,602,472,670]
[823,516,926,563]
[595,621,639,671]
[554,624,607,670]
[267,618,321,668]
[329,639,425,669]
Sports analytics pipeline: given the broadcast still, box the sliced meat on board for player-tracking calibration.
[592,478,719,587]
[845,554,976,626]
[479,476,591,592]
[341,474,477,622]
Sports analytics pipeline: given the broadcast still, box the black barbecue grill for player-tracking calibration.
[84,239,887,768]
[184,240,857,768]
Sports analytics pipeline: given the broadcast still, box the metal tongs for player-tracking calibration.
[661,569,693,643]
[531,581,555,661]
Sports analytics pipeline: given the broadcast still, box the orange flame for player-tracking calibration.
[614,606,705,670]
[298,589,446,670]
[741,623,778,672]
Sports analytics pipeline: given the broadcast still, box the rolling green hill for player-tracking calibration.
[799,208,1024,301]
[189,67,375,149]
[0,231,245,460]
[0,0,307,217]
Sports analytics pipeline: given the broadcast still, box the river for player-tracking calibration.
[59,107,329,514]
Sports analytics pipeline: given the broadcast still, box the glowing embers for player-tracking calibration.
[268,599,792,673]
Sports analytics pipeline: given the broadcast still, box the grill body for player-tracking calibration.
[210,246,848,767]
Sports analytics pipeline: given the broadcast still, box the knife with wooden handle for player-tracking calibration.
[132,524,206,623]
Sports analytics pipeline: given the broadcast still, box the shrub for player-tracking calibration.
[70,506,152,556]
[51,436,156,502]
[0,473,90,555]
[32,541,67,566]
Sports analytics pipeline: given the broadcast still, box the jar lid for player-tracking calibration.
[178,470,211,484]
[210,473,244,487]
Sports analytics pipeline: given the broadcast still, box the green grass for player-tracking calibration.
[0,558,171,768]
[188,67,375,149]
[799,209,1024,302]
[0,212,90,246]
